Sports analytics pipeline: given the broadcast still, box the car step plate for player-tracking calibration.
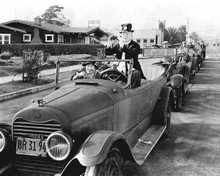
[131,125,166,165]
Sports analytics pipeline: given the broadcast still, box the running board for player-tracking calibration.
[131,125,166,165]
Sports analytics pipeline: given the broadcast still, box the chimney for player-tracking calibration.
[34,17,41,26]
[31,28,42,44]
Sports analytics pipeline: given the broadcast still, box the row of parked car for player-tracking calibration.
[166,46,204,111]
[0,46,204,176]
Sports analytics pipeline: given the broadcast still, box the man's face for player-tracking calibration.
[120,31,132,44]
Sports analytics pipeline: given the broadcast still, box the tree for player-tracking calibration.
[178,25,187,42]
[164,29,170,42]
[158,21,166,32]
[189,32,200,43]
[167,27,179,44]
[40,5,70,27]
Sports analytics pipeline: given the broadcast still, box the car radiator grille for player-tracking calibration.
[12,118,64,176]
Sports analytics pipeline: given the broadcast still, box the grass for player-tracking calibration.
[0,79,54,95]
[0,56,75,95]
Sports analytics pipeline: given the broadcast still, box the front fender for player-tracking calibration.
[60,130,134,175]
[76,130,128,166]
[168,74,183,89]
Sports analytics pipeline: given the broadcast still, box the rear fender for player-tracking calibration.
[169,74,183,89]
[60,131,134,175]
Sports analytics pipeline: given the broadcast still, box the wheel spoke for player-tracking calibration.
[84,147,123,176]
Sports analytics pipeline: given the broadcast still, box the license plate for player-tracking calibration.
[16,137,47,157]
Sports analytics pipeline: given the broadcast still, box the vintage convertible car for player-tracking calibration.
[0,57,175,176]
[142,47,186,111]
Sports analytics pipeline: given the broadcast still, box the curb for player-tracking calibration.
[0,79,69,102]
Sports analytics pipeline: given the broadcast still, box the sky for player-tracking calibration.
[1,0,220,40]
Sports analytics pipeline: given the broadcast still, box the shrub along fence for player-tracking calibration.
[0,43,105,56]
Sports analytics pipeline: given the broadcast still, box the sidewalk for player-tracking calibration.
[0,64,81,84]
[0,64,82,102]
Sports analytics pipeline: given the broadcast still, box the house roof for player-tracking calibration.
[2,20,106,35]
[0,24,26,33]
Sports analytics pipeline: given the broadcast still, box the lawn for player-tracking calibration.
[0,55,79,95]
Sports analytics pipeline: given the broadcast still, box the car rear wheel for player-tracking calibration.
[163,98,171,137]
[175,86,183,111]
[84,147,124,176]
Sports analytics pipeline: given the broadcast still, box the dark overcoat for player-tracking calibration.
[105,40,146,79]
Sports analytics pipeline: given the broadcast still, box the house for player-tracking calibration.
[0,17,106,44]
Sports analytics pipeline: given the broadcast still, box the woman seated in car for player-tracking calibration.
[71,61,100,80]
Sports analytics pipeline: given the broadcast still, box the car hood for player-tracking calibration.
[13,80,123,128]
[44,83,114,120]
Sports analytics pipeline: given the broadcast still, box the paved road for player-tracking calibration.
[124,46,220,176]
[0,89,53,124]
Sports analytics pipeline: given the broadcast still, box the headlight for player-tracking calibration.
[0,129,7,152]
[46,131,73,161]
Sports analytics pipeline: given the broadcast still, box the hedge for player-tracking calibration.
[0,43,105,56]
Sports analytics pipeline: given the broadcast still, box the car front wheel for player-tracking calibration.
[84,147,124,176]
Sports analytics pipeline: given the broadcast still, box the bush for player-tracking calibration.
[0,51,12,60]
[0,44,104,56]
[22,51,42,83]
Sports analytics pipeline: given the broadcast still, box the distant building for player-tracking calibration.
[106,28,163,48]
[133,29,163,48]
[0,18,106,44]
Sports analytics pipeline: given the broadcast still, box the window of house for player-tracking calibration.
[45,34,54,42]
[150,39,154,43]
[0,34,11,44]
[136,39,141,43]
[23,34,31,42]
[144,39,148,43]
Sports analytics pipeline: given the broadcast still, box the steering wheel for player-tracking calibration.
[100,69,128,83]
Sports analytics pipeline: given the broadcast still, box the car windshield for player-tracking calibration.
[55,56,134,88]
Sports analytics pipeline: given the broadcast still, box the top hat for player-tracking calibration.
[120,23,134,33]
[109,35,118,40]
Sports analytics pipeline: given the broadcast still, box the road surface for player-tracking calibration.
[0,89,53,124]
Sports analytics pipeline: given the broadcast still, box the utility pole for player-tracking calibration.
[186,18,190,43]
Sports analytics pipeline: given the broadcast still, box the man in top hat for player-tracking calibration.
[105,23,146,88]
[200,41,206,59]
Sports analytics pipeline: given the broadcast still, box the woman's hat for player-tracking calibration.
[120,23,134,33]
[82,61,98,69]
